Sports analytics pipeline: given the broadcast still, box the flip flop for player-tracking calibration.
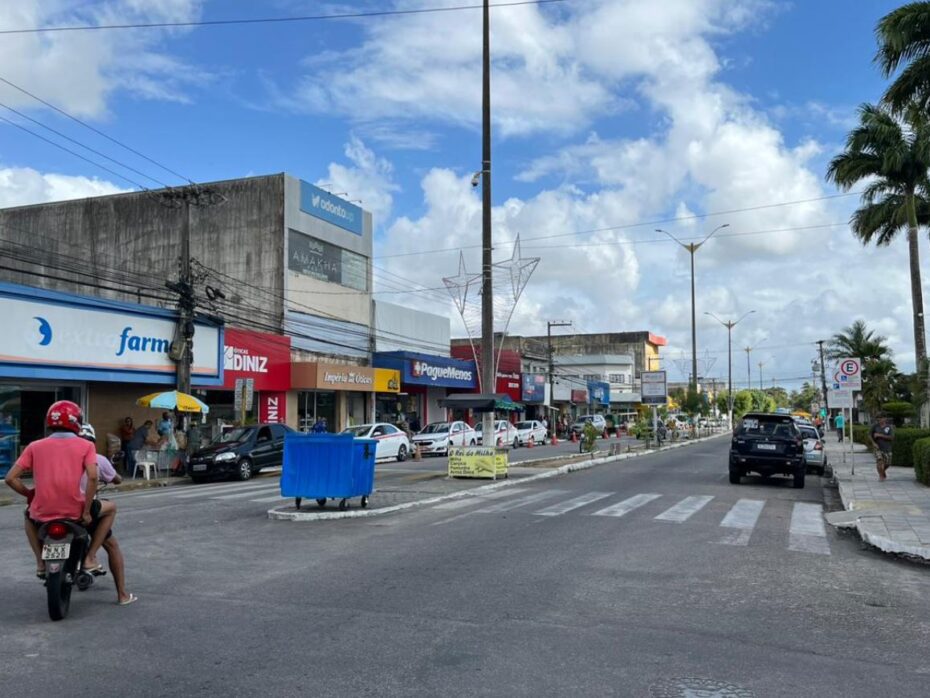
[84,564,107,576]
[118,593,138,606]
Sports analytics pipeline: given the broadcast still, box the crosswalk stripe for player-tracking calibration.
[210,485,282,500]
[719,499,765,546]
[591,493,661,518]
[788,502,830,555]
[534,492,613,517]
[655,495,714,523]
[250,494,289,503]
[477,489,568,513]
[432,488,529,511]
[119,480,275,500]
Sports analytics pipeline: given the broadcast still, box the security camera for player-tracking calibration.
[471,171,482,188]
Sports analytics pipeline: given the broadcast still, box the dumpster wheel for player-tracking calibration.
[316,498,327,508]
[361,496,369,509]
[338,498,349,511]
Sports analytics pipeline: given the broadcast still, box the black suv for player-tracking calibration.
[188,423,295,483]
[729,412,805,488]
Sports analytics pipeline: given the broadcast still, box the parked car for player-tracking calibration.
[188,423,296,483]
[729,412,805,488]
[570,414,608,435]
[342,423,411,462]
[513,420,548,447]
[410,421,476,456]
[797,423,827,476]
[475,420,519,448]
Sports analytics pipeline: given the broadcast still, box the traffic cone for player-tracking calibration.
[551,433,558,445]
[571,431,578,443]
[528,436,535,448]
[414,444,422,461]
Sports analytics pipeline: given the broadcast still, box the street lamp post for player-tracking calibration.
[705,310,755,428]
[744,336,768,390]
[656,224,730,392]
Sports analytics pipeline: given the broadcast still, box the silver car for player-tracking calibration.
[798,424,827,476]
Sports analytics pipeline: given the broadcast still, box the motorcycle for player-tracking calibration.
[37,519,95,621]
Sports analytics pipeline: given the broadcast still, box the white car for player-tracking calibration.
[513,420,547,447]
[342,423,411,462]
[411,421,476,456]
[475,420,519,448]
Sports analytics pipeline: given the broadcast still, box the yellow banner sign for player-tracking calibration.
[448,447,508,479]
[374,368,401,393]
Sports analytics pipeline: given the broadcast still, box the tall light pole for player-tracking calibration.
[705,310,755,427]
[758,360,767,391]
[744,336,768,390]
[656,224,730,392]
[479,0,494,441]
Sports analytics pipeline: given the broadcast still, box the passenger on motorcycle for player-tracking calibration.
[79,424,136,605]
[3,401,115,580]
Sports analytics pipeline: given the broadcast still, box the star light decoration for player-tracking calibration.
[492,234,539,303]
[442,251,481,315]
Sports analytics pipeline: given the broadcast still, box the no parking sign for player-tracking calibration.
[834,357,862,391]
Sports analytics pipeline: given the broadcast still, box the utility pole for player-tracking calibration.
[816,339,829,413]
[758,361,766,391]
[705,311,754,428]
[745,346,752,389]
[547,320,572,408]
[479,0,495,442]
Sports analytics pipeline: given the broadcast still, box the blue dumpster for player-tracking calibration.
[281,433,377,510]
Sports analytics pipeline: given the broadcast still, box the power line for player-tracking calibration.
[0,1,567,35]
[0,75,193,184]
[376,192,861,259]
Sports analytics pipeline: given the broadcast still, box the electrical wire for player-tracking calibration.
[0,1,568,34]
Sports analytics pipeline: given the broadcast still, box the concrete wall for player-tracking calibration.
[0,174,287,328]
[375,301,450,356]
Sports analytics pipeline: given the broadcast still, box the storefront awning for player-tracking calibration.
[439,393,523,413]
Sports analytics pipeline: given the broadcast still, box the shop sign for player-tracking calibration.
[0,283,222,384]
[374,368,401,393]
[259,392,287,424]
[496,371,522,401]
[522,374,547,403]
[288,229,368,292]
[222,328,291,391]
[292,362,379,392]
[447,446,508,479]
[299,180,363,236]
[406,357,477,388]
[571,389,588,403]
[641,370,667,405]
[587,381,610,405]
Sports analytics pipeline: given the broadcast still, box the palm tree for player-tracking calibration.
[876,2,930,112]
[826,103,930,372]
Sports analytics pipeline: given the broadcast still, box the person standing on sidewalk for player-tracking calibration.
[834,412,845,442]
[870,416,895,481]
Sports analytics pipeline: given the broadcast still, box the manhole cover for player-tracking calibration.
[649,677,755,697]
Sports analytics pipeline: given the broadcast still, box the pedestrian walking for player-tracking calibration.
[870,415,895,481]
[834,412,845,442]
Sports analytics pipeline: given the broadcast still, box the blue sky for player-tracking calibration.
[0,0,919,388]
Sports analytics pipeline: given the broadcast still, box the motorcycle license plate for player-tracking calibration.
[192,463,207,472]
[756,443,777,451]
[41,543,70,560]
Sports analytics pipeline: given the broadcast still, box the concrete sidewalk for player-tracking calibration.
[823,437,930,562]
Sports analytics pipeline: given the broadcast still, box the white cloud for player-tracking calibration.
[318,136,399,228]
[0,1,205,118]
[0,164,129,208]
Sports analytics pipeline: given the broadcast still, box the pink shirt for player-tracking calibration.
[80,454,117,494]
[17,433,97,522]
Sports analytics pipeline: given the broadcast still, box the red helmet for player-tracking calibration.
[46,400,83,434]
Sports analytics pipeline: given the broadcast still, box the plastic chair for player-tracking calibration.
[132,449,159,480]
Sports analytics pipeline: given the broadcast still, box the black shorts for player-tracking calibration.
[26,499,112,541]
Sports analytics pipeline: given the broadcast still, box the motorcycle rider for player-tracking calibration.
[3,401,115,580]
[79,424,137,606]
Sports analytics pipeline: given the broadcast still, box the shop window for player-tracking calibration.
[0,383,85,474]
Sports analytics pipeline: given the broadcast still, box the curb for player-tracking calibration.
[268,432,726,522]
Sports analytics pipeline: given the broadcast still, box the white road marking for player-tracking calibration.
[534,492,613,517]
[591,493,662,518]
[119,480,275,500]
[718,499,765,546]
[477,489,568,513]
[175,483,277,499]
[432,488,529,511]
[655,495,714,523]
[788,502,831,555]
[210,485,282,500]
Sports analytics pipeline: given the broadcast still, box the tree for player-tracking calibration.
[826,103,930,374]
[790,382,821,412]
[763,386,790,409]
[732,390,754,420]
[876,2,930,112]
[881,400,916,426]
[827,321,899,416]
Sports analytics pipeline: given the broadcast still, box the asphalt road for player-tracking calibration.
[2,436,929,697]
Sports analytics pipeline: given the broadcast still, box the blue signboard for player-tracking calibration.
[299,180,363,236]
[522,374,547,403]
[588,381,610,405]
[374,351,477,389]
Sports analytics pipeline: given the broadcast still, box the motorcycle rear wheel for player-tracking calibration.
[46,569,73,621]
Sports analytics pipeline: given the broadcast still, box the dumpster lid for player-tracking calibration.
[438,393,523,412]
